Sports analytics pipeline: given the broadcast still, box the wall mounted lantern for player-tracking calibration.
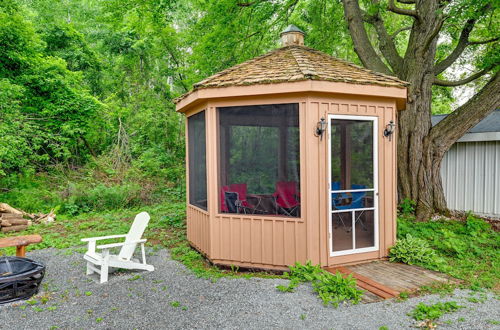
[383,120,396,141]
[315,117,327,140]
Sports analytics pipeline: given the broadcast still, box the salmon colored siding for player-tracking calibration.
[180,83,404,270]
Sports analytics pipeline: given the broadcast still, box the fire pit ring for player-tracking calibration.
[0,257,45,304]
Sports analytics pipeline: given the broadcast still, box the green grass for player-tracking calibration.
[397,214,500,291]
[0,193,278,280]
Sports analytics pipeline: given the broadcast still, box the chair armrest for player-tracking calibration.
[97,239,147,250]
[81,234,127,242]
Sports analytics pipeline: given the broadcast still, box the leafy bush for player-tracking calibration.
[389,234,442,269]
[277,261,362,307]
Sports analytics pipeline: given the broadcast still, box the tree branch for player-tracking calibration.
[434,4,492,74]
[469,37,499,45]
[341,0,392,74]
[431,72,500,149]
[388,0,419,19]
[391,26,411,40]
[362,3,404,73]
[433,67,492,86]
[423,14,446,52]
[434,19,475,74]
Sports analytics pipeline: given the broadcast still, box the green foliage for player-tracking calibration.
[398,198,416,216]
[410,301,463,321]
[0,1,102,175]
[397,215,500,289]
[389,234,443,269]
[278,261,363,307]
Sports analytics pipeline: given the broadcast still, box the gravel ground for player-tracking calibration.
[0,248,499,330]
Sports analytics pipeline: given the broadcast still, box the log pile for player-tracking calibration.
[0,203,56,233]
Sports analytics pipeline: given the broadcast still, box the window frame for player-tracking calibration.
[215,102,303,220]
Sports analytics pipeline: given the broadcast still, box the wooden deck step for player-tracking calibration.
[325,266,400,300]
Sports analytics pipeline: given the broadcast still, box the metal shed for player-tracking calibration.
[433,109,500,218]
[175,26,407,270]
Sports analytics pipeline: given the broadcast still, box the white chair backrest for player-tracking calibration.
[118,212,150,260]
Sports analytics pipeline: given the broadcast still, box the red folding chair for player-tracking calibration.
[273,181,300,216]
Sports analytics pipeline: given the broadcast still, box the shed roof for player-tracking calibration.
[175,45,408,104]
[432,109,500,142]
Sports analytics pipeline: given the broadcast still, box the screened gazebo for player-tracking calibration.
[176,25,407,270]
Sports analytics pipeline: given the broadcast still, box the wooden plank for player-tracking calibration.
[1,225,28,233]
[386,262,453,283]
[325,266,398,299]
[334,266,400,297]
[361,290,383,303]
[0,234,43,248]
[360,262,422,290]
[356,262,428,289]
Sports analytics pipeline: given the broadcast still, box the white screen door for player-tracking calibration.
[328,115,378,256]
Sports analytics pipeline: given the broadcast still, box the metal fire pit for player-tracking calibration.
[0,257,45,304]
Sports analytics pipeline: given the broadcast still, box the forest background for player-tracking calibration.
[0,0,497,217]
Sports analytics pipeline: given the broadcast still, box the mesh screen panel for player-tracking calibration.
[188,111,207,210]
[218,104,300,217]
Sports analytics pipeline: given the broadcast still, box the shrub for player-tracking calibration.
[389,234,441,269]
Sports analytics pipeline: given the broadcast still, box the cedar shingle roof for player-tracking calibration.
[176,45,408,103]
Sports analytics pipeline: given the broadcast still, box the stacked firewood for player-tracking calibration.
[0,203,55,233]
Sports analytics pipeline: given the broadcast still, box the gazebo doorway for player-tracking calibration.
[328,115,378,256]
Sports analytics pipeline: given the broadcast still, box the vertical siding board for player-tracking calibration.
[284,222,296,265]
[495,141,499,215]
[221,218,231,260]
[274,221,285,265]
[391,106,397,250]
[213,216,220,258]
[319,103,329,265]
[380,106,389,255]
[251,219,262,264]
[459,143,467,210]
[297,101,307,264]
[305,101,321,264]
[231,218,241,261]
[464,143,469,211]
[262,220,273,264]
[241,219,252,262]
[477,142,485,213]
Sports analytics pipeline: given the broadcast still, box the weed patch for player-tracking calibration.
[277,261,363,307]
[410,301,463,328]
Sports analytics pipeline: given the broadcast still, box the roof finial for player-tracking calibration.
[280,24,304,46]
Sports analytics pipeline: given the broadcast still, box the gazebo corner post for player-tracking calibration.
[206,105,219,259]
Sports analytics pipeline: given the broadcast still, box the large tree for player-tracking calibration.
[342,0,499,220]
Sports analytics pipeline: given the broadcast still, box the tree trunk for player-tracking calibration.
[398,82,449,221]
[342,0,500,221]
[396,2,445,221]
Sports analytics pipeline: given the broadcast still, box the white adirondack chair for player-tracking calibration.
[81,212,154,283]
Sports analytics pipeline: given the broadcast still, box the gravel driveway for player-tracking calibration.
[1,248,498,329]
